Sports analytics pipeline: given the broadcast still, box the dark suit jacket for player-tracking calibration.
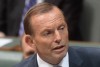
[16,46,100,67]
[0,0,83,40]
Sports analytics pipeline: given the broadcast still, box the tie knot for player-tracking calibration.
[53,65,61,67]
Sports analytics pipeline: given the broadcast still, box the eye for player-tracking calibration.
[59,25,65,30]
[43,31,52,36]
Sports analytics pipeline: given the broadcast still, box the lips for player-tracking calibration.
[53,45,64,50]
[53,45,65,53]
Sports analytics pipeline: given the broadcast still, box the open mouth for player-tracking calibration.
[53,45,65,53]
[54,45,64,50]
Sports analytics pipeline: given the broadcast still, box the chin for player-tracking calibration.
[53,50,67,64]
[52,54,66,64]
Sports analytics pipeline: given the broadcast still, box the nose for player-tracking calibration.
[54,30,62,44]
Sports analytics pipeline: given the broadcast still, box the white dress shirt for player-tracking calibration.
[37,52,69,67]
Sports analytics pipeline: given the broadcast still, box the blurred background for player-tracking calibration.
[80,0,100,42]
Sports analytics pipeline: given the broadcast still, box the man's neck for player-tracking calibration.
[37,52,69,67]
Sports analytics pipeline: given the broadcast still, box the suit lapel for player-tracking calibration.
[27,54,38,67]
[68,47,83,67]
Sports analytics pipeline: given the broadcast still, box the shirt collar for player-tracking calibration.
[59,52,69,67]
[37,52,69,67]
[37,54,53,67]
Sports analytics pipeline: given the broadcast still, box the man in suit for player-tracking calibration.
[0,0,83,40]
[16,3,100,67]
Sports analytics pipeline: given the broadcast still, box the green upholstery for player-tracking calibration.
[0,51,22,67]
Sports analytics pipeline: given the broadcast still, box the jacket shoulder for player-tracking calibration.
[69,46,100,67]
[15,54,37,67]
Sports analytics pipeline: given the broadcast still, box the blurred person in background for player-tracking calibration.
[0,0,24,37]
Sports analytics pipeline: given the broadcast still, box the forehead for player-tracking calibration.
[30,7,65,30]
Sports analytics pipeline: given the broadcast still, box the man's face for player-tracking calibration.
[30,7,69,64]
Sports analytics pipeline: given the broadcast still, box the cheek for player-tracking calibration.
[34,35,55,53]
[35,40,53,57]
[65,31,69,39]
[35,38,53,50]
[62,30,68,39]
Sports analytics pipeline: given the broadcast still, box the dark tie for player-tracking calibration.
[19,0,36,36]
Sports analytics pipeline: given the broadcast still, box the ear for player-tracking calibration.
[21,34,36,59]
[24,35,35,49]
